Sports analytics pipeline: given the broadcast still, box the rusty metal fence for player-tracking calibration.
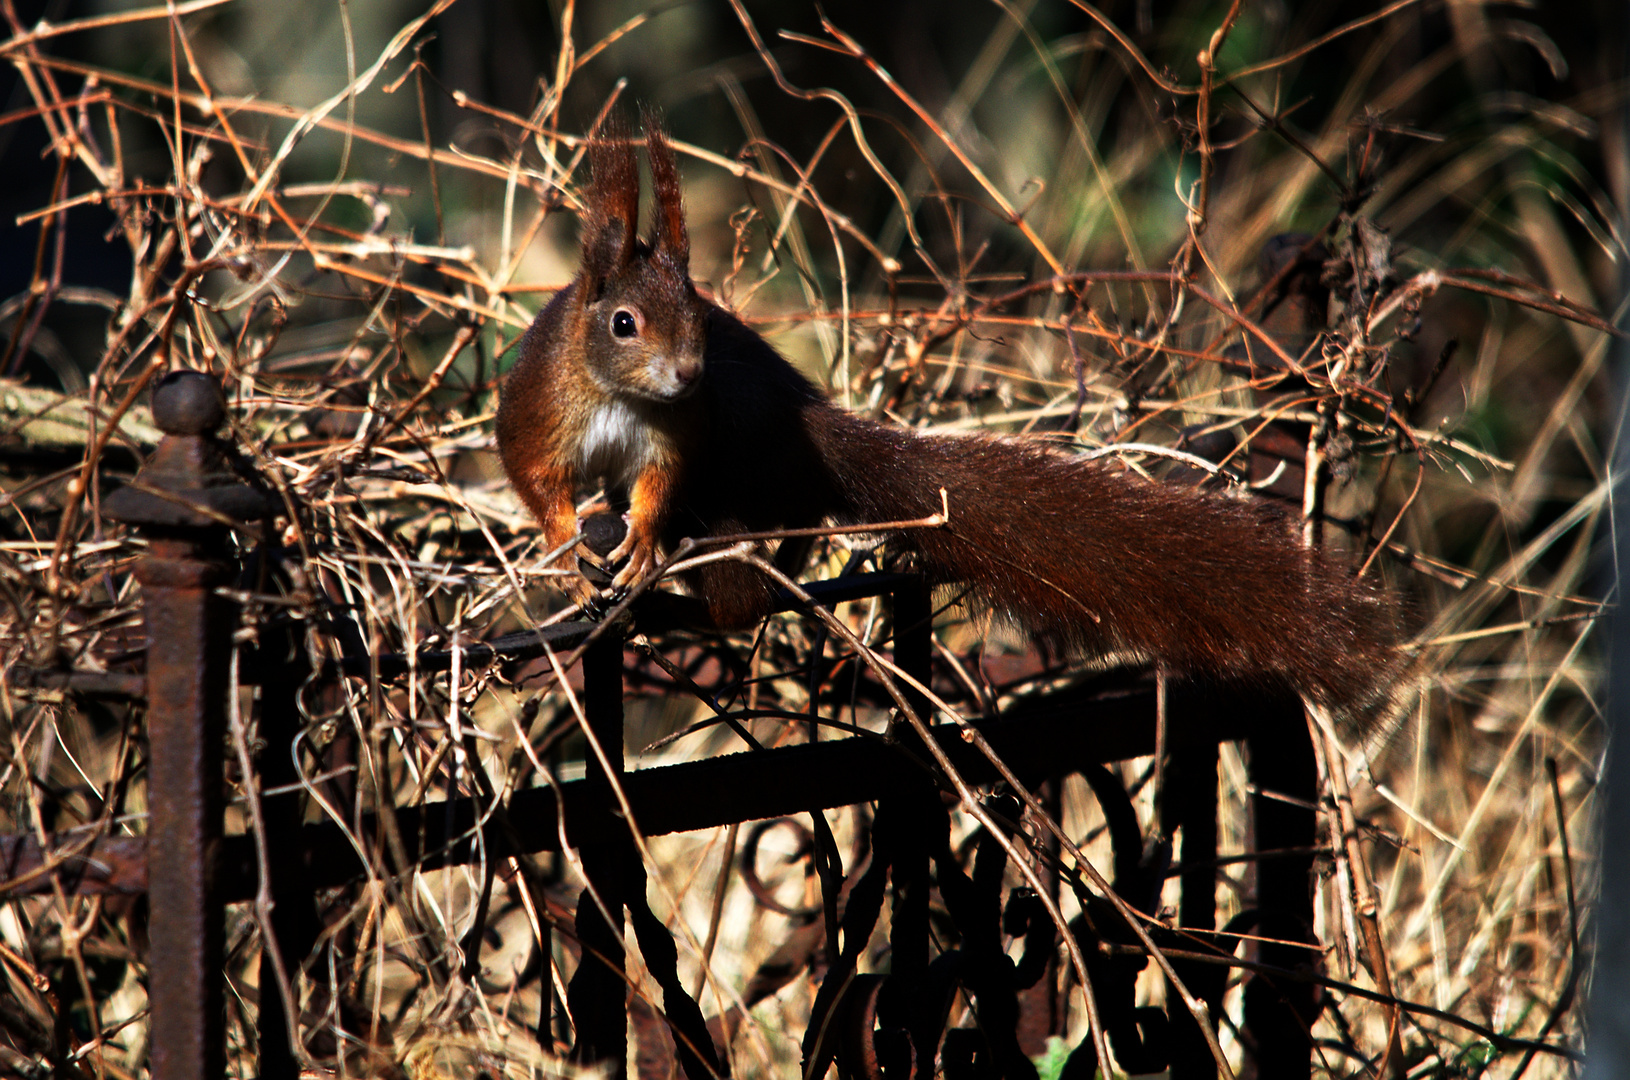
[3,372,1325,1079]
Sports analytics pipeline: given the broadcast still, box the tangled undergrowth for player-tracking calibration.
[0,0,1619,1076]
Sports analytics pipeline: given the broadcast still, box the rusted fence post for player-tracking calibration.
[249,592,318,1080]
[105,370,269,1080]
[562,519,637,1077]
[1167,730,1225,1080]
[566,626,630,1075]
[1244,703,1319,1079]
[876,578,942,1070]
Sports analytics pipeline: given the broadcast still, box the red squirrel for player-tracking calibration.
[496,122,1399,709]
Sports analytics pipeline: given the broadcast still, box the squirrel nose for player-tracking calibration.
[673,357,702,386]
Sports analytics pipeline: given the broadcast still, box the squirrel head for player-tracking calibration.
[569,115,707,403]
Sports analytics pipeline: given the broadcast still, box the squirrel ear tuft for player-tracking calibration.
[581,118,640,288]
[642,108,689,270]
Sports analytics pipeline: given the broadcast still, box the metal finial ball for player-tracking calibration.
[151,371,226,436]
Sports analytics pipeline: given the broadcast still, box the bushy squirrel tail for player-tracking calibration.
[810,405,1400,710]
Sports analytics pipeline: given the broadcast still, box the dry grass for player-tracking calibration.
[0,1,1619,1077]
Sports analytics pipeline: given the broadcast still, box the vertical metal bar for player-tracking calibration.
[141,542,228,1080]
[1167,735,1224,1080]
[567,631,629,1077]
[1244,701,1318,1080]
[877,579,939,1068]
[892,577,932,722]
[539,921,557,1052]
[107,372,270,1080]
[253,605,317,1080]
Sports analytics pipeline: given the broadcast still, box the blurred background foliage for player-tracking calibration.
[3,0,1622,388]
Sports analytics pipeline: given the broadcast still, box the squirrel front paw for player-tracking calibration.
[560,569,632,622]
[580,586,629,622]
[600,509,663,591]
[606,534,659,590]
[560,572,606,614]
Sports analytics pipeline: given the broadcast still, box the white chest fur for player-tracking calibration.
[578,399,653,484]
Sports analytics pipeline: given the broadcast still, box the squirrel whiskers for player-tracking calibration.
[496,119,1400,711]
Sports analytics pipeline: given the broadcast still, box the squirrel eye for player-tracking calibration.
[610,309,639,339]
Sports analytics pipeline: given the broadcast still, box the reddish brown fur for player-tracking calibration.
[642,111,689,268]
[497,122,1400,710]
[582,122,639,282]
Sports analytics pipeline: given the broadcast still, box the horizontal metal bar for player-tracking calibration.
[0,831,149,895]
[1,676,1296,901]
[8,668,147,697]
